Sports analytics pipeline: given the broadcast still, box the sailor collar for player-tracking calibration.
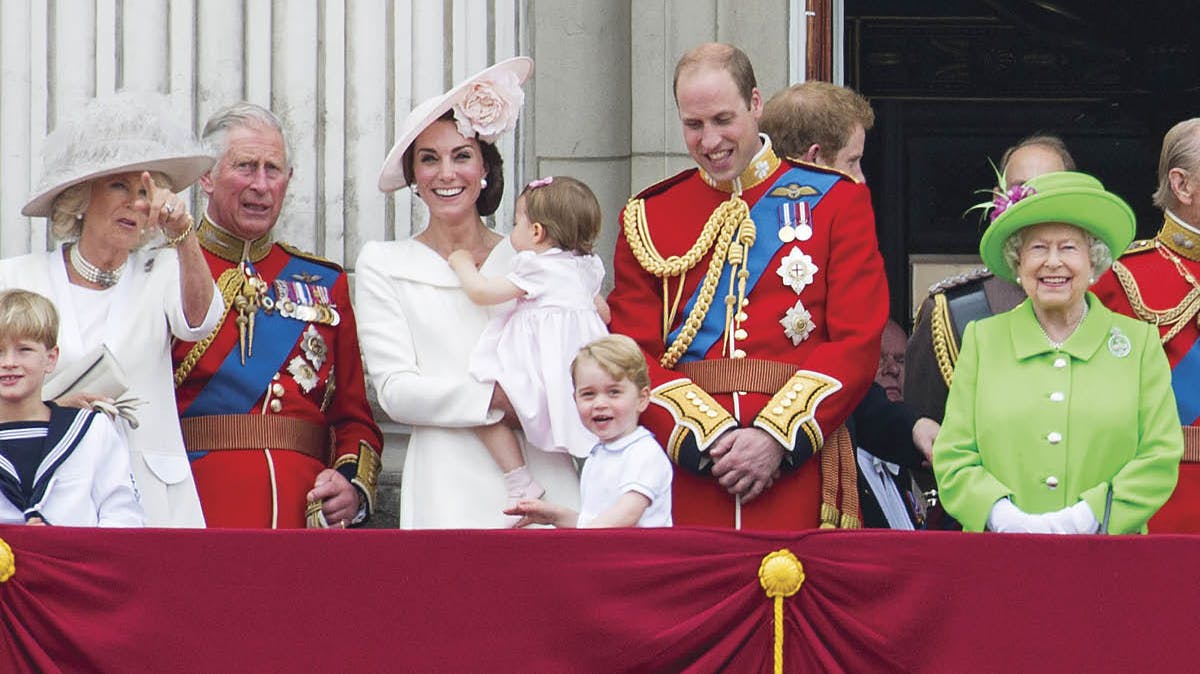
[197,215,273,263]
[698,134,781,194]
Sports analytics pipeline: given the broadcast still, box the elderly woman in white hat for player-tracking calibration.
[0,92,223,527]
[933,171,1183,534]
[356,57,581,528]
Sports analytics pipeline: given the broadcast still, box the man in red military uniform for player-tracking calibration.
[172,102,382,528]
[1093,118,1200,532]
[608,43,889,529]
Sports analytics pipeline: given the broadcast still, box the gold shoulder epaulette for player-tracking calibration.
[1123,238,1155,255]
[780,156,858,183]
[927,267,992,296]
[278,242,343,271]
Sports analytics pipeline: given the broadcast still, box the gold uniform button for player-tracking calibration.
[706,410,718,418]
[272,372,281,381]
[734,328,748,341]
[737,311,748,322]
[685,391,697,400]
[732,349,747,359]
[772,406,784,415]
[698,403,710,413]
[781,398,792,407]
[272,383,285,396]
[269,399,283,413]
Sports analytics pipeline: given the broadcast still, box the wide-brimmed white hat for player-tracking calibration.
[22,91,215,217]
[378,56,533,193]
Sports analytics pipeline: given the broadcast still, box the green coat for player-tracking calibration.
[933,293,1183,533]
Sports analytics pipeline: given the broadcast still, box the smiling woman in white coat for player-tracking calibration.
[0,92,223,527]
[357,57,580,528]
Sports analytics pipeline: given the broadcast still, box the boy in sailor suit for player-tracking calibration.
[0,290,142,526]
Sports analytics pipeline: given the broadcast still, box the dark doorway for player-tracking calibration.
[845,0,1200,326]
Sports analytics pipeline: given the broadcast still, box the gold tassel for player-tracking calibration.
[0,537,14,582]
[758,549,805,674]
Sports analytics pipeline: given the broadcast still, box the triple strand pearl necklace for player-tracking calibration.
[1039,301,1088,350]
[69,242,125,289]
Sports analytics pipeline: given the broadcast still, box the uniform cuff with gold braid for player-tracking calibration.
[650,379,737,452]
[753,370,842,467]
[333,440,383,522]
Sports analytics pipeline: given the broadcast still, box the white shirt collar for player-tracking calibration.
[590,425,652,455]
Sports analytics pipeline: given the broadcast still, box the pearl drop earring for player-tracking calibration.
[480,177,488,189]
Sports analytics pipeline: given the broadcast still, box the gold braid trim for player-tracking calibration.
[623,194,752,369]
[650,379,737,451]
[351,440,382,514]
[754,370,842,451]
[1112,257,1200,345]
[174,267,244,387]
[930,293,959,389]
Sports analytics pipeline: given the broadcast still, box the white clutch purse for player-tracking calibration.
[42,345,129,401]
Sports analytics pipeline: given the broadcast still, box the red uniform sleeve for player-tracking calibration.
[326,273,385,510]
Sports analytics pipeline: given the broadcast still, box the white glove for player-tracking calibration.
[90,396,147,429]
[988,498,1099,534]
[1032,501,1100,534]
[987,498,1031,533]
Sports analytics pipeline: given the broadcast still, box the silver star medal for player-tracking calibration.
[1107,327,1131,358]
[287,355,319,393]
[301,324,328,370]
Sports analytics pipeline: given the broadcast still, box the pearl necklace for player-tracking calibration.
[1039,301,1088,350]
[69,243,124,288]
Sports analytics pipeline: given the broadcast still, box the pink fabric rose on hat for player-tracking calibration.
[453,69,525,143]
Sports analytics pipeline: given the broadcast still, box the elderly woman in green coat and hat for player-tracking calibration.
[933,171,1183,534]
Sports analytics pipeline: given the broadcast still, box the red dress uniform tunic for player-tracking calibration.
[1094,213,1200,532]
[173,218,383,528]
[609,142,888,530]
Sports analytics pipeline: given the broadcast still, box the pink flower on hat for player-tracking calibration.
[453,69,525,143]
[990,183,1036,222]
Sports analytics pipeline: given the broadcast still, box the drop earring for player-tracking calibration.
[480,177,488,189]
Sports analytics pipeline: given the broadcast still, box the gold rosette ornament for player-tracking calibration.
[0,537,14,582]
[758,549,805,674]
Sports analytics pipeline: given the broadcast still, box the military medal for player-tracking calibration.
[288,355,319,393]
[301,324,328,370]
[778,201,813,243]
[274,279,341,325]
[777,203,796,242]
[776,246,819,294]
[1108,327,1131,358]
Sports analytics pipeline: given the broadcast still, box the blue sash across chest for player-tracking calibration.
[183,255,339,417]
[668,167,839,364]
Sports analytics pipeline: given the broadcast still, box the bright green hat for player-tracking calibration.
[978,171,1135,283]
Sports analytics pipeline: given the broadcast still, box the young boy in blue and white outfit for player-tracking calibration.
[506,334,672,527]
[0,289,143,526]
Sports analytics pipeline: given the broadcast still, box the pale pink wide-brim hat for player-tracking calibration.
[378,56,533,193]
[22,91,214,217]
